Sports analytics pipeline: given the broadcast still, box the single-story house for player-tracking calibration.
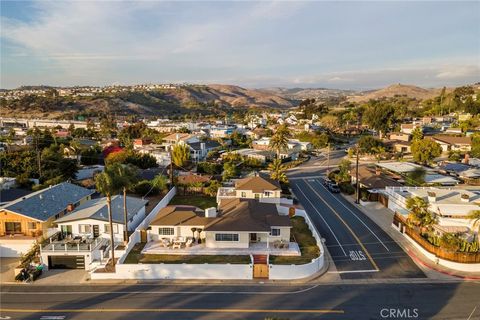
[428,135,472,153]
[217,175,282,204]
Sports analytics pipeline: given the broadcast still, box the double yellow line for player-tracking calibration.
[303,179,380,271]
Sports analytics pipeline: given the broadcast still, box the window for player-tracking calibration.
[104,224,119,234]
[271,228,281,236]
[215,233,239,241]
[158,227,174,235]
[241,192,246,198]
[254,193,260,199]
[79,224,91,234]
[27,222,37,230]
[264,191,272,197]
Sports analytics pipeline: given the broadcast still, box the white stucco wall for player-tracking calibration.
[205,232,250,248]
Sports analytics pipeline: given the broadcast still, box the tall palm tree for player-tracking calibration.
[269,124,291,158]
[109,163,138,245]
[95,168,123,267]
[268,159,288,183]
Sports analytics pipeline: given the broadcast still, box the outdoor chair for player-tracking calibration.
[185,238,193,247]
[172,242,182,249]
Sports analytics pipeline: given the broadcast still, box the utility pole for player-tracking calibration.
[326,143,330,177]
[169,148,174,189]
[35,133,42,178]
[355,144,360,204]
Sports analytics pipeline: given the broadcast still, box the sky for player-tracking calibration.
[1,1,479,90]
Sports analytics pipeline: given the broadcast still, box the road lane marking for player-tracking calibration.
[313,180,390,252]
[294,184,347,256]
[327,269,379,274]
[467,306,477,320]
[0,285,319,296]
[0,308,345,315]
[303,179,380,271]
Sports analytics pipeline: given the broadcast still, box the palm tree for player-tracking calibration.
[109,163,138,245]
[268,159,288,183]
[468,210,480,235]
[269,124,291,158]
[171,144,191,167]
[371,145,386,163]
[406,196,436,230]
[151,174,168,194]
[95,168,123,267]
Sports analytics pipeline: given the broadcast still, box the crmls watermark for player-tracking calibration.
[380,308,419,319]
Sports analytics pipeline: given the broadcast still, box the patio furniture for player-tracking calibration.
[158,238,170,248]
[273,240,281,249]
[185,238,193,248]
[172,242,182,249]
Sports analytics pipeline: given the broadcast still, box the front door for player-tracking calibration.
[93,225,100,238]
[5,222,22,235]
[249,233,257,242]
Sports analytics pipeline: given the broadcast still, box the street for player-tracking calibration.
[0,282,479,319]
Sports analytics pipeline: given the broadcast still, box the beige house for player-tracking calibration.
[147,198,291,250]
[217,176,282,204]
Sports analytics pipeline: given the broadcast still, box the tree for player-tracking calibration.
[468,210,480,235]
[269,124,291,158]
[411,127,424,141]
[108,163,138,244]
[204,180,221,197]
[471,133,480,158]
[95,168,124,267]
[411,139,442,165]
[171,144,191,168]
[268,159,288,183]
[406,196,436,229]
[406,167,426,186]
[439,233,462,252]
[336,159,351,183]
[358,136,383,155]
[319,115,339,131]
[363,102,396,138]
[151,174,168,193]
[371,145,386,162]
[222,162,238,181]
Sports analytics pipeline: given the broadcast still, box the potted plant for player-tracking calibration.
[196,228,203,244]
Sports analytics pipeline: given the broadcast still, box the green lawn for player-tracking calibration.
[269,216,320,265]
[169,195,217,209]
[123,243,250,264]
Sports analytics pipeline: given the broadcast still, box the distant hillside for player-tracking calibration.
[347,84,448,103]
[262,87,356,101]
[0,84,295,119]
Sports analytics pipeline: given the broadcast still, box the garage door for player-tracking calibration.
[48,256,85,269]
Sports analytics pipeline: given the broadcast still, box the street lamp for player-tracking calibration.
[355,144,360,204]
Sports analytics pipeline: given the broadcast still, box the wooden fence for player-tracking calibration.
[394,213,480,264]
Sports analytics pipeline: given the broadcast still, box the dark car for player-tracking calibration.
[328,183,340,193]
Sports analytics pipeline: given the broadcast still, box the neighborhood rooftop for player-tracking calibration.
[234,175,281,193]
[205,198,291,232]
[0,182,94,222]
[54,195,148,224]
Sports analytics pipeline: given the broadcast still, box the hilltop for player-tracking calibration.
[347,84,450,103]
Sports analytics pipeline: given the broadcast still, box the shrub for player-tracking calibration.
[339,182,355,195]
[132,180,155,196]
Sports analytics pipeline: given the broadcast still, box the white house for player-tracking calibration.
[40,195,148,270]
[217,175,283,204]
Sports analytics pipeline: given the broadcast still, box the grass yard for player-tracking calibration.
[169,195,217,209]
[123,243,250,264]
[269,216,320,265]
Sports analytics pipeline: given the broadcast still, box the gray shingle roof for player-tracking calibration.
[54,195,148,224]
[1,182,94,221]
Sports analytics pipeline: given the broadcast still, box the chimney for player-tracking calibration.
[464,153,470,165]
[461,193,470,203]
[176,133,180,141]
[67,203,75,212]
[375,167,381,176]
[427,191,436,203]
[205,207,217,218]
[200,142,206,150]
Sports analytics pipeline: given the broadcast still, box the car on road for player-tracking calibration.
[328,183,340,193]
[323,178,332,186]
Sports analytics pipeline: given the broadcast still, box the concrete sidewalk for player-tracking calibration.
[340,194,480,280]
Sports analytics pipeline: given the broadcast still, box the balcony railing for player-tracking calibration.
[41,233,108,252]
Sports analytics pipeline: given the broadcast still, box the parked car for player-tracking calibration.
[323,178,332,186]
[328,183,340,193]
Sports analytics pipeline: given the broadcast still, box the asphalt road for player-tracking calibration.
[288,151,425,279]
[1,282,478,320]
